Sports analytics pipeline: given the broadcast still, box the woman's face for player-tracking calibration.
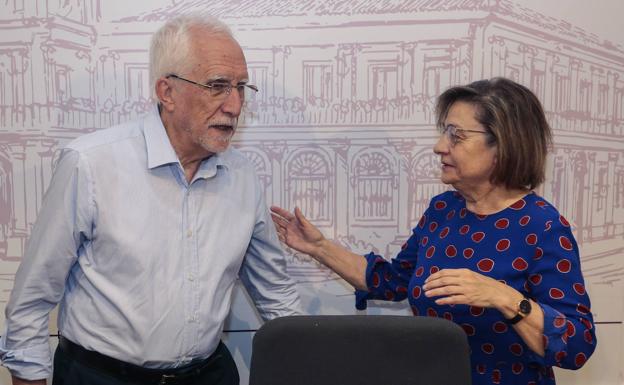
[433,101,497,193]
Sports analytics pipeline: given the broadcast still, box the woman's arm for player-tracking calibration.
[271,206,368,290]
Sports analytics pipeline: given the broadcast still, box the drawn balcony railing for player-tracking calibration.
[0,99,98,131]
[240,95,437,126]
[546,110,624,137]
[90,98,153,130]
[576,221,624,244]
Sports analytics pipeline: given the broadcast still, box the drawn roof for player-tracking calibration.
[116,0,622,54]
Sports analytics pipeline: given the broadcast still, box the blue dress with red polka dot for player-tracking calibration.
[356,191,596,385]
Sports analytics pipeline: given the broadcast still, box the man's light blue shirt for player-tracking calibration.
[0,107,301,380]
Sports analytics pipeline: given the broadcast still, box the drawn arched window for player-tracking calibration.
[240,149,271,198]
[352,151,396,221]
[287,151,331,223]
[410,153,447,225]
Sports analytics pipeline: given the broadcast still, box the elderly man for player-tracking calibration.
[0,14,301,385]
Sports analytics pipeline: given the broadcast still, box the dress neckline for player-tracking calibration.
[457,191,535,218]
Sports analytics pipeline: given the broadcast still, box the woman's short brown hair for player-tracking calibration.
[435,77,552,190]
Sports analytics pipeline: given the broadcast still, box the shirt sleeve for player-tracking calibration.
[355,220,422,310]
[0,149,93,380]
[238,174,302,321]
[525,215,597,370]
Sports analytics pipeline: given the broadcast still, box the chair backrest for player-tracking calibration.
[249,315,471,385]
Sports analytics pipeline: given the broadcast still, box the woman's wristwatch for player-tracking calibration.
[504,297,532,324]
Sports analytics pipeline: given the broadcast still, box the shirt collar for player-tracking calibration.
[144,105,179,169]
[143,105,231,175]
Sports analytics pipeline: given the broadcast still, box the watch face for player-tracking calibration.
[519,299,532,314]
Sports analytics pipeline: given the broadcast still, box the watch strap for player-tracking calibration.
[504,297,531,325]
[504,312,524,325]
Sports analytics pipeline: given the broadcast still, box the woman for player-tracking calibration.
[271,77,596,385]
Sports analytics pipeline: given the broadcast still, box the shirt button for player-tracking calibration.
[188,274,195,281]
[187,230,193,237]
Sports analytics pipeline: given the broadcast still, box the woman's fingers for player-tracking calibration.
[270,205,295,221]
[270,213,289,228]
[294,207,311,226]
[424,284,462,298]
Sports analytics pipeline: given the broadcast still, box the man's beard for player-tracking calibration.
[198,119,237,152]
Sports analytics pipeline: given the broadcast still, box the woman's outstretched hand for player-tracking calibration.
[270,206,326,257]
[271,206,368,290]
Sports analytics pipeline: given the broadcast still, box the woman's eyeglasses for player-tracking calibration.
[439,124,490,146]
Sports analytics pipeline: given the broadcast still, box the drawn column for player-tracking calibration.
[262,141,287,207]
[518,44,536,86]
[5,145,26,257]
[607,71,619,134]
[590,66,604,133]
[605,153,618,237]
[543,52,559,113]
[330,140,350,240]
[569,58,582,114]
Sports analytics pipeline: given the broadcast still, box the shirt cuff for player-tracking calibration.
[354,252,382,310]
[0,337,52,381]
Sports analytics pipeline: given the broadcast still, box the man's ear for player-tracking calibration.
[155,77,175,112]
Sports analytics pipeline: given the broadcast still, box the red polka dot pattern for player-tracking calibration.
[496,239,510,251]
[573,283,585,295]
[471,231,485,243]
[495,218,509,229]
[512,257,528,271]
[556,259,571,273]
[360,191,595,385]
[477,258,494,272]
[445,245,457,257]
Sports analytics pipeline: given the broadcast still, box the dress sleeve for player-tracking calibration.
[0,149,94,380]
[526,215,596,369]
[355,220,422,310]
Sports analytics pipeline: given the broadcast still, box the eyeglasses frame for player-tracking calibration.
[439,124,491,146]
[166,74,258,99]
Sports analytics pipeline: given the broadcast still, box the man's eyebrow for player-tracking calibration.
[204,76,250,84]
[205,76,230,83]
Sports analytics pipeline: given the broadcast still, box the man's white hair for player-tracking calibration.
[149,14,234,99]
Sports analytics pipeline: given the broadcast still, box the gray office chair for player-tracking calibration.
[249,315,471,385]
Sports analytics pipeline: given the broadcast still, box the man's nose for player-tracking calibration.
[221,88,243,116]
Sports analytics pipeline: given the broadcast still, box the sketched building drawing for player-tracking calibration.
[0,0,623,296]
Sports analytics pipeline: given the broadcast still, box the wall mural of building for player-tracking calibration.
[0,1,623,383]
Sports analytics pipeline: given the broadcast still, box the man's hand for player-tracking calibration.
[12,376,46,385]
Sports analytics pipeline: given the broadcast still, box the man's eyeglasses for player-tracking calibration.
[439,124,490,146]
[166,74,258,100]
